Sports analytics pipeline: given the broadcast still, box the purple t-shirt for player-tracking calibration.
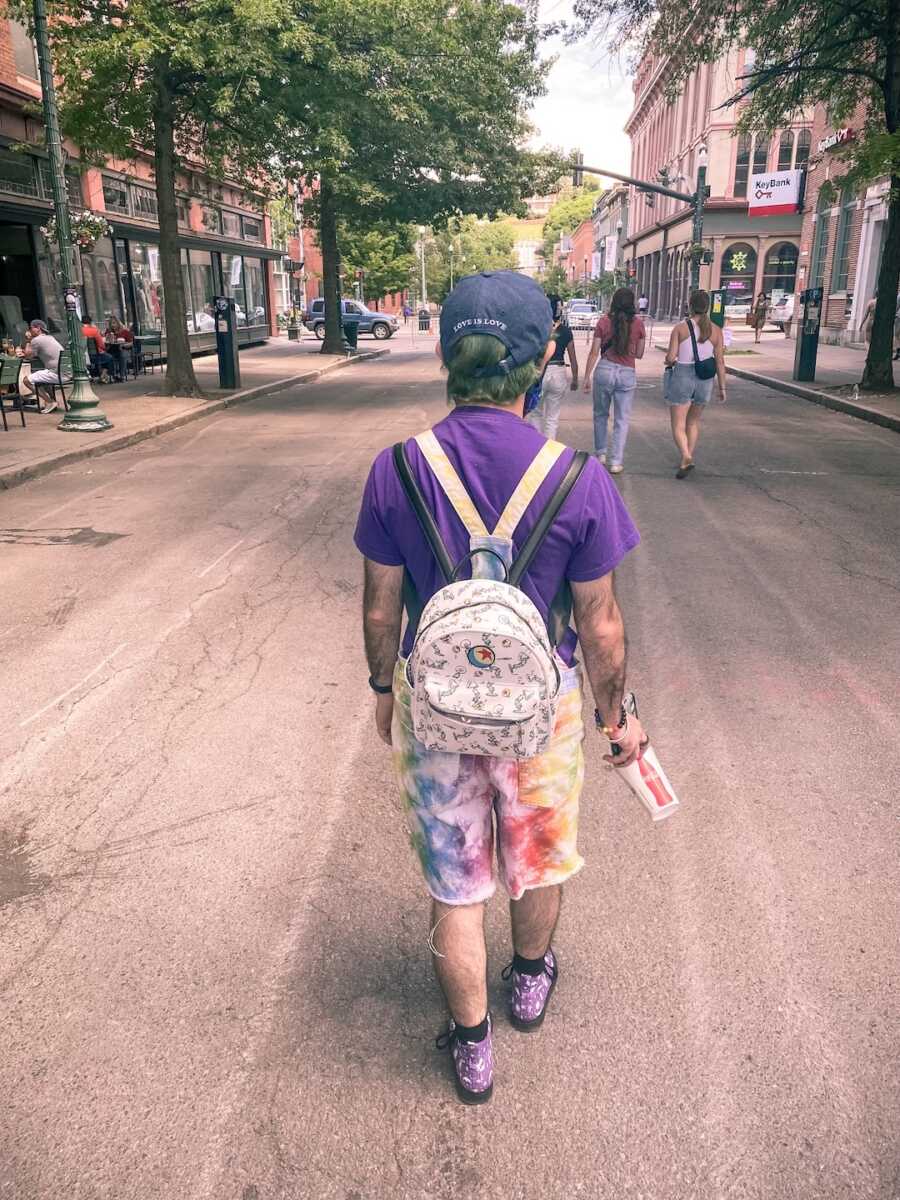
[354,405,640,663]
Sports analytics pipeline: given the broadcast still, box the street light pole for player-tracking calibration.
[418,231,428,306]
[690,145,709,293]
[449,244,454,292]
[32,0,110,432]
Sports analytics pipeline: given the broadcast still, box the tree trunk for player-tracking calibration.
[153,68,200,396]
[318,177,346,355]
[861,176,900,391]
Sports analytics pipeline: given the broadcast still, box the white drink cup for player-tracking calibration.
[608,693,680,822]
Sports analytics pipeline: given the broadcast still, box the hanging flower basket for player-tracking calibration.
[41,209,112,253]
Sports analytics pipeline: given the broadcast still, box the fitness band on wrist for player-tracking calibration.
[368,676,393,695]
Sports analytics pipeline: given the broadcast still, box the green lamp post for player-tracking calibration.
[32,0,111,432]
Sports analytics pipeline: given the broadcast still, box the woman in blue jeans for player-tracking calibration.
[582,288,646,474]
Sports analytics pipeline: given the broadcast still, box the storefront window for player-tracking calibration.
[189,249,217,332]
[222,252,246,324]
[720,242,758,311]
[34,229,68,341]
[82,236,126,326]
[103,176,129,214]
[114,239,135,330]
[762,242,798,301]
[809,192,831,290]
[176,197,190,227]
[40,164,83,209]
[222,211,242,238]
[243,257,266,324]
[9,19,39,80]
[130,241,164,333]
[831,187,855,291]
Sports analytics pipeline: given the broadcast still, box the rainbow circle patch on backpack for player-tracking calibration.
[467,645,496,669]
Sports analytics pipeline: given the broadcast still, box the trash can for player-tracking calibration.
[343,320,359,350]
[418,308,431,332]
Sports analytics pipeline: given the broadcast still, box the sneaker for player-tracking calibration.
[502,948,558,1032]
[608,463,624,475]
[435,1015,494,1105]
[595,452,607,464]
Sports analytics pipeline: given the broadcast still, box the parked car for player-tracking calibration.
[565,300,599,331]
[767,293,795,332]
[304,299,399,340]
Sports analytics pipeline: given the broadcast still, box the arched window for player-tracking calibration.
[734,134,752,198]
[763,242,798,298]
[777,131,794,172]
[795,130,811,170]
[809,189,831,289]
[831,186,856,291]
[752,136,771,176]
[720,242,758,309]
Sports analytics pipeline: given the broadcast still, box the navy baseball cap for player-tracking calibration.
[440,270,553,377]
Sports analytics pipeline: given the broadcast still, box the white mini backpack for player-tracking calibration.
[393,431,588,760]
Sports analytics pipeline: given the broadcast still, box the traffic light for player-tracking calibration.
[572,151,584,188]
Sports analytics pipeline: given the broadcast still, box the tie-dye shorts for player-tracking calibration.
[391,659,586,904]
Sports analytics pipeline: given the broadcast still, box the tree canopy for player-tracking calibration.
[539,183,601,264]
[567,0,900,389]
[423,216,520,304]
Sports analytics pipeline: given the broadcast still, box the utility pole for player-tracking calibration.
[418,230,428,306]
[571,151,710,297]
[32,0,111,432]
[449,243,454,292]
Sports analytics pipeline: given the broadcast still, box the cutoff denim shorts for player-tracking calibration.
[666,362,714,406]
[391,658,586,903]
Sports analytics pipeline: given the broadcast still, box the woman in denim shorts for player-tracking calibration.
[664,290,727,478]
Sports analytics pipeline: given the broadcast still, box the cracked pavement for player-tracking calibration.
[1,343,898,1200]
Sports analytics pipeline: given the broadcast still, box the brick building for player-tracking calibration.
[624,47,811,319]
[0,16,280,352]
[557,217,598,288]
[797,104,887,345]
[592,184,629,278]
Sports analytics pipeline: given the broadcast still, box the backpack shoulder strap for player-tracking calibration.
[415,430,489,538]
[392,441,454,582]
[508,450,590,588]
[492,440,566,541]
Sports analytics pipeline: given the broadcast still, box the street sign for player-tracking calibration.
[748,169,803,217]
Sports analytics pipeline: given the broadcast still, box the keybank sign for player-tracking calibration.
[748,169,803,217]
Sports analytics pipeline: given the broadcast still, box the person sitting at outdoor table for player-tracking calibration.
[82,314,115,384]
[103,315,134,380]
[19,318,64,413]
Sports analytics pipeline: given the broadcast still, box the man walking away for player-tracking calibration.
[528,316,578,439]
[19,319,64,413]
[355,270,645,1105]
[637,292,649,317]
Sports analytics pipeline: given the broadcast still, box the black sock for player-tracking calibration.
[453,1015,489,1043]
[513,951,547,976]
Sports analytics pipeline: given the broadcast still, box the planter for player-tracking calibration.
[287,324,301,341]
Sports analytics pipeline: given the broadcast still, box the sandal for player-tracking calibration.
[675,463,694,479]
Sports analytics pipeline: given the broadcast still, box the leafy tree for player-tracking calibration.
[540,182,601,263]
[29,0,298,395]
[339,223,416,308]
[568,0,900,391]
[282,0,562,352]
[424,215,520,304]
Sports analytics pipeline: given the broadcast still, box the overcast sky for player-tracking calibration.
[528,2,633,176]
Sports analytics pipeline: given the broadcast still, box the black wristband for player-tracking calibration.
[368,675,393,695]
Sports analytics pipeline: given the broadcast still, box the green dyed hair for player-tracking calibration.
[445,334,542,406]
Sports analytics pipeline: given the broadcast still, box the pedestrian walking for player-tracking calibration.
[355,269,643,1106]
[403,302,412,325]
[750,291,768,344]
[664,289,727,479]
[527,317,578,439]
[637,292,649,316]
[582,287,645,474]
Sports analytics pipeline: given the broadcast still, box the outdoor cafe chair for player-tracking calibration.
[0,355,26,429]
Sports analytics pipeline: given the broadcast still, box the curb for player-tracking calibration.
[0,348,390,491]
[652,342,899,434]
[723,365,900,434]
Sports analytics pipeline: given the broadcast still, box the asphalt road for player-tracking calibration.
[2,342,899,1200]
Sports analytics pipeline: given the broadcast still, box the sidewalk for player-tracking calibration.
[650,322,900,433]
[0,335,389,491]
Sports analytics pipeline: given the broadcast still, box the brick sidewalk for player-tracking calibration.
[0,335,390,490]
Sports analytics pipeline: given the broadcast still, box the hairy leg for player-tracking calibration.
[510,883,562,958]
[669,403,691,465]
[430,900,488,1026]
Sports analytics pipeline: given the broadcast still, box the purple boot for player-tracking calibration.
[436,1014,494,1105]
[502,948,558,1032]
